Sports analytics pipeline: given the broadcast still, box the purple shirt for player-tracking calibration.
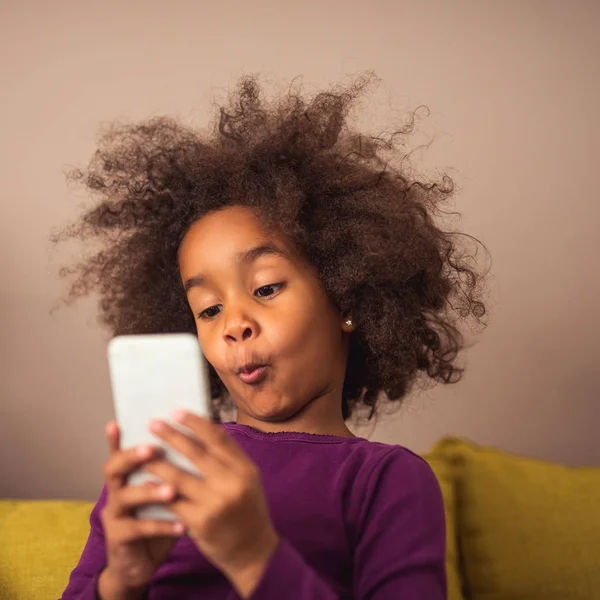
[61,423,446,599]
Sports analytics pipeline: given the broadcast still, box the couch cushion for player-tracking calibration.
[434,437,600,600]
[0,499,93,600]
[423,453,466,600]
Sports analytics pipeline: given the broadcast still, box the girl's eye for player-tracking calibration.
[198,305,221,320]
[197,284,283,320]
[255,283,283,298]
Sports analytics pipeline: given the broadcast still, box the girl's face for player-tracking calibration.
[178,205,354,434]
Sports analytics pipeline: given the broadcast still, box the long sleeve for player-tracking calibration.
[246,450,447,599]
[60,485,109,600]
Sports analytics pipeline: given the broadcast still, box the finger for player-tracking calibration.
[104,445,157,492]
[143,459,208,499]
[109,517,186,542]
[105,420,120,455]
[163,496,204,525]
[171,411,250,470]
[148,420,222,479]
[106,481,177,517]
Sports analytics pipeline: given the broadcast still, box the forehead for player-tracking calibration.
[178,206,284,273]
[184,206,265,248]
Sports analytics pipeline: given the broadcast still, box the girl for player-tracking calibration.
[56,72,488,599]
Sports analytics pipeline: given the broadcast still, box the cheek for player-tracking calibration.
[270,292,339,360]
[195,330,226,373]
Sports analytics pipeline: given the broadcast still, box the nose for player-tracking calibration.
[221,308,257,344]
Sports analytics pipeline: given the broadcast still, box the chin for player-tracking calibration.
[242,390,301,422]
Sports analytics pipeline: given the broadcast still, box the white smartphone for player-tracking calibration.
[107,333,212,521]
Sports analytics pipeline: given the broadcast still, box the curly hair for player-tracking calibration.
[52,71,489,424]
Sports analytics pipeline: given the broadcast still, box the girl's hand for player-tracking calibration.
[98,421,184,599]
[143,412,280,598]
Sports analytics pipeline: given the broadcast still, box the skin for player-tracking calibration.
[177,205,356,437]
[98,205,357,599]
[98,428,182,600]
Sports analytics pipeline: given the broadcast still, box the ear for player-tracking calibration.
[341,313,356,333]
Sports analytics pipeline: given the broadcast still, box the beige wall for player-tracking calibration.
[1,0,599,501]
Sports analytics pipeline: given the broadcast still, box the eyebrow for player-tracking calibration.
[183,243,289,293]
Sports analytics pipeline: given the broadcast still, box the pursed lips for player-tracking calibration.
[237,363,269,384]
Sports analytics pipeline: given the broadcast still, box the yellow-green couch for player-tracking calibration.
[2,437,599,600]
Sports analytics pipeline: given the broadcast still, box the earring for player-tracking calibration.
[345,318,353,327]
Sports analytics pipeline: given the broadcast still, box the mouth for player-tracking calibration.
[237,363,269,385]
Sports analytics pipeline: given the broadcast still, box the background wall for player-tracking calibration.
[1,0,598,501]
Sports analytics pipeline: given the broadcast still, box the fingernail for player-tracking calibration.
[172,409,187,422]
[173,522,185,534]
[149,419,165,432]
[137,445,152,457]
[159,485,173,498]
